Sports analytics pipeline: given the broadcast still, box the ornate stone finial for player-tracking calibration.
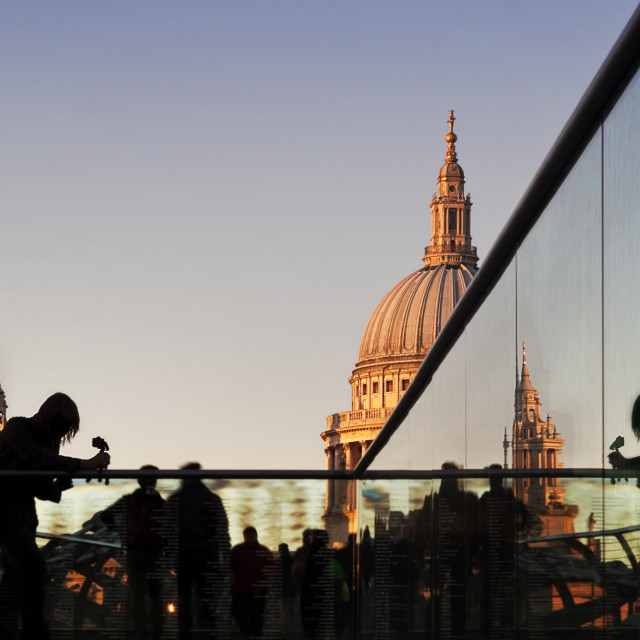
[445,109,458,163]
[522,342,526,364]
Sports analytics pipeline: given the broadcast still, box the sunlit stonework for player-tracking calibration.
[322,112,479,539]
[510,343,577,536]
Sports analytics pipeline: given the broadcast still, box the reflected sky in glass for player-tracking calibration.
[465,260,517,469]
[430,338,466,469]
[516,130,603,468]
[603,71,640,460]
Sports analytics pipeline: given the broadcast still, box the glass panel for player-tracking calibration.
[516,474,606,638]
[367,383,434,471]
[603,68,640,639]
[603,70,640,479]
[601,472,640,636]
[408,386,434,470]
[516,129,603,469]
[430,337,467,470]
[358,478,443,638]
[367,321,464,472]
[465,259,517,470]
[29,476,333,639]
[372,411,411,470]
[7,469,634,638]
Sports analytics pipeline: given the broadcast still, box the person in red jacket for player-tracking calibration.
[230,526,274,639]
[0,392,110,639]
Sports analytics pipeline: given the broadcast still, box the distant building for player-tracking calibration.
[511,344,578,536]
[322,112,479,539]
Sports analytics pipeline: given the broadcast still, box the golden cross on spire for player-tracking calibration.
[445,109,458,163]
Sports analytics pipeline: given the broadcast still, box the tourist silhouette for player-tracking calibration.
[230,525,274,640]
[432,461,479,638]
[335,534,356,639]
[276,543,297,639]
[167,462,230,640]
[609,394,640,474]
[299,529,334,640]
[0,392,110,639]
[479,463,528,638]
[100,464,165,640]
[291,528,313,592]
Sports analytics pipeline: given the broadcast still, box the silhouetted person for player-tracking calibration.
[387,513,419,640]
[335,534,356,638]
[291,528,313,593]
[300,529,334,640]
[101,464,165,640]
[0,392,110,639]
[167,462,229,640]
[433,461,479,639]
[276,543,296,639]
[230,526,274,640]
[359,526,373,594]
[609,394,640,472]
[479,464,526,639]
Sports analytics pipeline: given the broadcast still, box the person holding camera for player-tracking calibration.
[0,392,110,639]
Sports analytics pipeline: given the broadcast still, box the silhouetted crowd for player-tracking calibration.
[2,393,594,640]
[0,393,361,640]
[92,471,358,640]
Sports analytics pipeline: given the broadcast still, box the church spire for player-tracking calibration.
[423,110,478,270]
[520,342,535,391]
[512,345,570,518]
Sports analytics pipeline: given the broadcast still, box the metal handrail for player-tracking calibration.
[0,466,631,480]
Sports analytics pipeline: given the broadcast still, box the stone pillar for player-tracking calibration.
[344,442,353,471]
[325,446,335,511]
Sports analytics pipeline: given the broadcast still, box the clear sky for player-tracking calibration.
[1,1,638,470]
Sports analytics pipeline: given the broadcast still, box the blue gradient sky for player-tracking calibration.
[1,1,638,469]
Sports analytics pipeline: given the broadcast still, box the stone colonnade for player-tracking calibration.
[325,439,372,516]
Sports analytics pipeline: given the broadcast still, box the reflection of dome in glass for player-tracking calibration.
[357,263,476,365]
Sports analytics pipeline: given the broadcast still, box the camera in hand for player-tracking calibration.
[90,436,110,485]
[610,435,624,452]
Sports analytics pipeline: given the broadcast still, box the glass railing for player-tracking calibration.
[1,468,640,638]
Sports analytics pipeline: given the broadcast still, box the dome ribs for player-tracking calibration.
[359,271,417,360]
[356,262,477,369]
[393,269,428,354]
[430,265,448,344]
[381,270,423,356]
[416,266,441,351]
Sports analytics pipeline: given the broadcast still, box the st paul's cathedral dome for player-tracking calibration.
[323,112,479,535]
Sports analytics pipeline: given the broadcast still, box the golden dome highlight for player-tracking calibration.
[356,263,476,368]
